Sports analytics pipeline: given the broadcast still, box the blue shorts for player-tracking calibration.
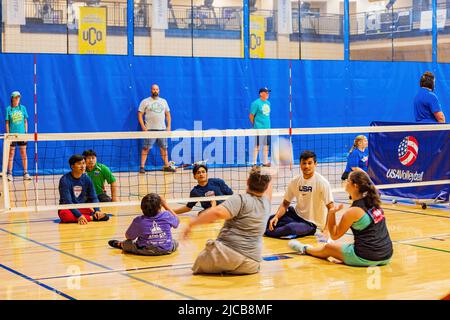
[143,130,168,149]
[144,138,167,149]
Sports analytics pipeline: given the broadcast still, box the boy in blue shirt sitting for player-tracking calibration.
[58,154,109,224]
[174,164,233,215]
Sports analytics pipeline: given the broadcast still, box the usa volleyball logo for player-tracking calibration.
[398,136,419,166]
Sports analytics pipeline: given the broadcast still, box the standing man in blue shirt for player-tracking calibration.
[414,71,446,123]
[174,164,233,215]
[250,87,272,167]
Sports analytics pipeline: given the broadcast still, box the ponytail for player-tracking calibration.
[348,171,381,209]
[349,135,367,154]
[348,143,357,154]
[363,183,381,209]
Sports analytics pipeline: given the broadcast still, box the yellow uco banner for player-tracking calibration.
[250,15,265,58]
[79,7,107,54]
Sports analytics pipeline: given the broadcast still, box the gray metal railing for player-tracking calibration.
[25,0,127,27]
[21,1,450,37]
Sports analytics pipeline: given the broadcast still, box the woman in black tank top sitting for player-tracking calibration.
[289,171,393,267]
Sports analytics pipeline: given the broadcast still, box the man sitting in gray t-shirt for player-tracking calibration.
[183,168,273,275]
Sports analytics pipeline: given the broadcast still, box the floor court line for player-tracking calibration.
[397,243,450,254]
[0,237,117,255]
[35,251,298,281]
[2,219,445,255]
[334,199,449,219]
[384,207,449,219]
[0,226,197,300]
[120,273,196,299]
[0,218,59,226]
[394,233,450,244]
[0,227,115,270]
[0,263,76,300]
[35,263,194,281]
[1,226,223,249]
[0,223,225,255]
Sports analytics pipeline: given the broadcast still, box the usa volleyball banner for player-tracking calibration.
[368,122,449,201]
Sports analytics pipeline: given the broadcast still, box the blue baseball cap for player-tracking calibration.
[259,87,271,93]
[11,91,21,98]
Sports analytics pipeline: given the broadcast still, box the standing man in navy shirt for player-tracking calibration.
[174,164,233,215]
[58,154,109,224]
[414,71,446,123]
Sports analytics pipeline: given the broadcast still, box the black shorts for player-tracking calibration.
[10,141,27,147]
[256,135,271,147]
[97,193,112,202]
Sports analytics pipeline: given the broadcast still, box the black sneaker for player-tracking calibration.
[139,167,145,174]
[162,166,176,172]
[93,213,110,222]
[262,163,271,167]
[108,240,122,249]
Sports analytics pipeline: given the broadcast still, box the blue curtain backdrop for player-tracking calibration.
[0,54,449,173]
[2,55,449,132]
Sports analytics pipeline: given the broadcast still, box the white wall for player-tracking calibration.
[355,0,414,13]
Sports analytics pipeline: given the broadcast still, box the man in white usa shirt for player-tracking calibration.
[265,150,336,239]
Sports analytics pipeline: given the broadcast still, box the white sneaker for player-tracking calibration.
[23,173,32,180]
[288,240,311,255]
[316,233,333,243]
[7,173,13,181]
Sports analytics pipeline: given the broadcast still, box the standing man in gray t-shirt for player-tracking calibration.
[183,168,273,275]
[138,84,175,173]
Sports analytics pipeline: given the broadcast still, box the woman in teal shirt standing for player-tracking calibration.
[5,91,32,181]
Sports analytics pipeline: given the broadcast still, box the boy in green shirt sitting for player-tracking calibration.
[83,149,118,202]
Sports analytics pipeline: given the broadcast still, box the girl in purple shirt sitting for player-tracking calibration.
[109,193,179,255]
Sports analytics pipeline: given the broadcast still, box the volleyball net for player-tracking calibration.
[1,124,449,213]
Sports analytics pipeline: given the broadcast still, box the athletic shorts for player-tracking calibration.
[143,130,168,149]
[255,135,271,147]
[342,243,391,267]
[10,141,27,147]
[122,239,178,256]
[192,239,260,275]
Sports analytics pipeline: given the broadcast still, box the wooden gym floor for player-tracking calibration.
[0,192,449,300]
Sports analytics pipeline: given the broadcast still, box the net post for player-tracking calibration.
[33,54,39,212]
[289,60,293,172]
[2,135,11,211]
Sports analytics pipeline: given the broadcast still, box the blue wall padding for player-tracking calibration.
[0,53,448,174]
